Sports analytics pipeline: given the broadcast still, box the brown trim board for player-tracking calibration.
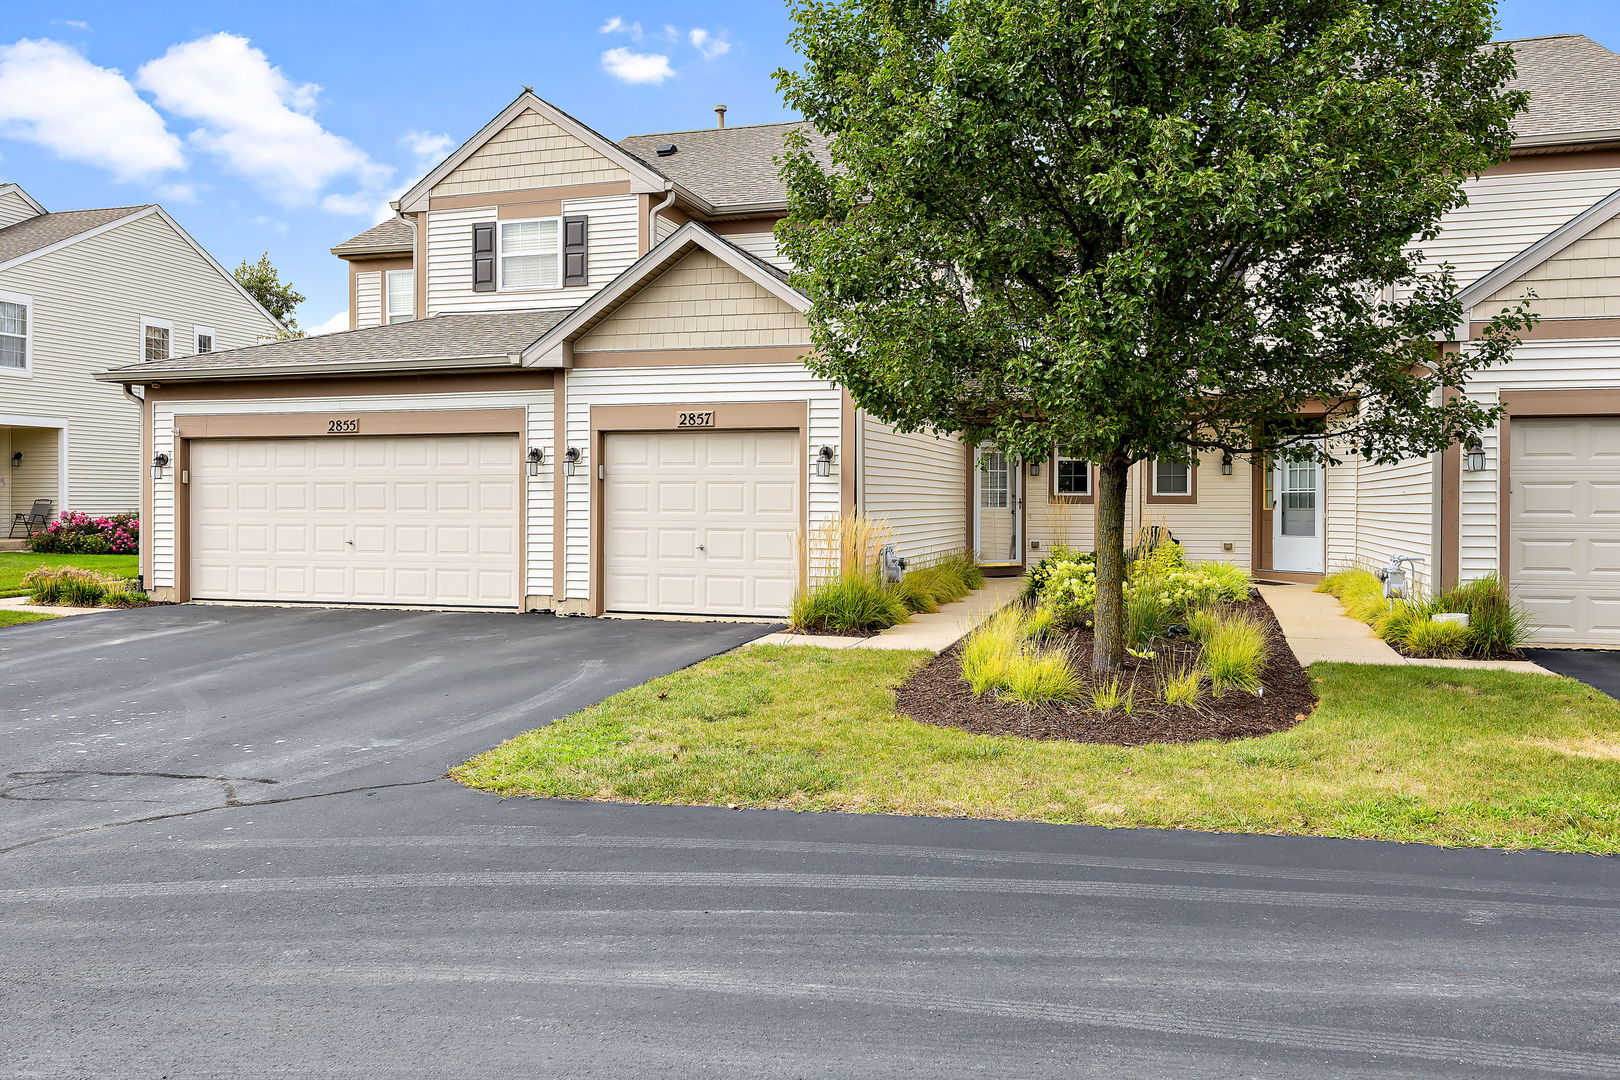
[569,345,811,369]
[586,400,811,617]
[1468,317,1620,341]
[427,180,633,211]
[144,370,555,401]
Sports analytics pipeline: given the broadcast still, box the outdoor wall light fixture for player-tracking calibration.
[151,452,171,480]
[815,444,836,478]
[526,447,545,476]
[1220,452,1234,476]
[9,451,20,468]
[563,447,582,477]
[1464,437,1486,473]
[1028,460,1041,476]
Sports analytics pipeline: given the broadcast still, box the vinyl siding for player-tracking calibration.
[1417,165,1620,290]
[1457,337,1620,584]
[0,210,280,515]
[0,190,40,229]
[562,363,844,604]
[574,249,809,352]
[150,390,555,603]
[1476,212,1620,320]
[424,194,639,315]
[859,415,966,564]
[723,229,789,270]
[1345,455,1433,592]
[429,108,630,196]
[354,271,383,329]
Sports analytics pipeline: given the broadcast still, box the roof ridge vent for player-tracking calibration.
[655,143,678,156]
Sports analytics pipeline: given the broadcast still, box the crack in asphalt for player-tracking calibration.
[1,769,280,807]
[0,776,444,857]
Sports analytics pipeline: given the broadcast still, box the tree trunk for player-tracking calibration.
[1091,452,1130,673]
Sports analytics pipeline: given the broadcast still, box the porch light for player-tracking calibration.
[9,451,20,468]
[1028,460,1041,477]
[815,445,835,478]
[563,447,582,477]
[526,447,545,476]
[1220,452,1234,476]
[1464,437,1486,473]
[151,452,170,480]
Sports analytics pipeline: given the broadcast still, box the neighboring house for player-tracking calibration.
[0,182,282,528]
[98,35,1620,644]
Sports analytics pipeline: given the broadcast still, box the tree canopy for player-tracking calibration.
[233,252,306,333]
[775,0,1535,669]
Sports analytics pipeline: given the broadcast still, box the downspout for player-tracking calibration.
[647,185,677,252]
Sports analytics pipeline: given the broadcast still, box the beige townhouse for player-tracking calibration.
[100,35,1620,642]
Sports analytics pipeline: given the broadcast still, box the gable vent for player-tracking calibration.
[655,143,678,156]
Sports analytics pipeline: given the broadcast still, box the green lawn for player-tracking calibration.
[0,609,57,626]
[454,646,1620,854]
[0,552,139,597]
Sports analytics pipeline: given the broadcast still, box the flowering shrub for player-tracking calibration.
[1036,542,1252,629]
[25,511,139,554]
[1041,561,1098,626]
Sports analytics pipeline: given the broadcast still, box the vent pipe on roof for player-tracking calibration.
[715,104,728,128]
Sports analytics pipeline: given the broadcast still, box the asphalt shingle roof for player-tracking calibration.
[0,205,150,265]
[104,309,571,378]
[1504,34,1620,140]
[619,121,830,210]
[331,216,415,255]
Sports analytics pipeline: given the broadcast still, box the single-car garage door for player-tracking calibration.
[190,435,520,608]
[1510,416,1620,645]
[603,430,799,616]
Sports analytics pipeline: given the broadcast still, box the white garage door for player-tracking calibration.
[190,435,520,608]
[1509,417,1620,645]
[603,430,799,616]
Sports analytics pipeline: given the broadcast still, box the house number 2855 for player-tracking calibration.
[327,418,359,433]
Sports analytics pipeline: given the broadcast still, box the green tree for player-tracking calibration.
[776,0,1535,672]
[233,252,306,335]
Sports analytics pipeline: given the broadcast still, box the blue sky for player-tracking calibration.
[0,1,1613,332]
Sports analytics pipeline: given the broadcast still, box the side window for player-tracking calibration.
[0,290,30,372]
[1153,460,1191,496]
[194,326,215,354]
[1053,448,1091,497]
[385,269,415,323]
[142,318,172,362]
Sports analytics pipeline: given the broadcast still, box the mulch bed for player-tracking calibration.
[895,595,1317,745]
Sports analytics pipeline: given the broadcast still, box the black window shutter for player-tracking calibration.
[472,221,496,292]
[562,215,588,287]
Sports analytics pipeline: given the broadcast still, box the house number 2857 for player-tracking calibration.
[327,418,359,433]
[677,411,715,428]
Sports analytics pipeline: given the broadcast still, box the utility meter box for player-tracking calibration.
[879,544,908,585]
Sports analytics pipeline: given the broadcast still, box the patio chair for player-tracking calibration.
[9,499,53,538]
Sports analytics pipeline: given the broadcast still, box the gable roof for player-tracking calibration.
[618,122,829,213]
[519,222,807,363]
[1504,35,1620,146]
[98,308,570,383]
[0,183,47,219]
[397,92,674,214]
[1454,184,1620,313]
[331,216,415,257]
[0,205,153,268]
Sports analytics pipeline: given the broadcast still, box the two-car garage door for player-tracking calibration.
[189,435,521,608]
[1510,417,1620,645]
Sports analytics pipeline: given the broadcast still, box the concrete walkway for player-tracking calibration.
[752,575,1024,653]
[0,594,98,618]
[1258,583,1552,674]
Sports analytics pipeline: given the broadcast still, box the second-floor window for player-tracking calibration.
[195,327,215,354]
[498,218,560,290]
[143,319,172,362]
[0,291,29,372]
[386,269,415,323]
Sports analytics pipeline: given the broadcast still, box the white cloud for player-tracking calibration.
[56,19,92,31]
[601,47,674,85]
[689,29,731,61]
[137,32,392,212]
[599,17,643,41]
[155,181,198,203]
[307,309,350,336]
[401,130,453,162]
[0,39,183,181]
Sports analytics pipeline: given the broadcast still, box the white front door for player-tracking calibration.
[189,434,521,608]
[602,429,800,617]
[1272,453,1324,573]
[974,448,1022,566]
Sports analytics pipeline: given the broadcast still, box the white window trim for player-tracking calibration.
[1151,459,1192,496]
[1053,448,1091,496]
[0,288,32,378]
[384,269,415,323]
[141,317,174,363]
[193,325,216,355]
[496,216,563,292]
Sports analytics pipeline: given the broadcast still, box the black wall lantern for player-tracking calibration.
[1220,452,1234,476]
[815,444,835,477]
[563,447,582,476]
[526,447,545,476]
[151,452,170,480]
[9,451,20,468]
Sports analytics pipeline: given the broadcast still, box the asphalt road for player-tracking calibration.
[2,606,1618,1079]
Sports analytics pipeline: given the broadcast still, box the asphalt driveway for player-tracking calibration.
[2,607,1618,1078]
[1524,648,1620,699]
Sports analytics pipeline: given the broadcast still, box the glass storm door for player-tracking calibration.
[974,449,1022,566]
[1272,452,1325,573]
